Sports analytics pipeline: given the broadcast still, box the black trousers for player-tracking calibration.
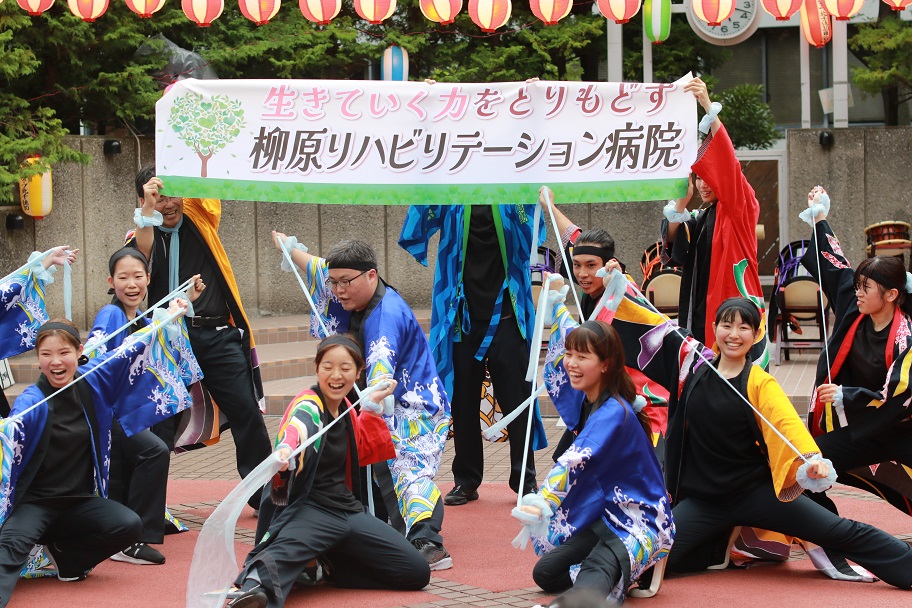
[188,326,272,483]
[811,425,912,515]
[668,481,912,589]
[0,497,141,606]
[109,422,170,544]
[450,315,536,493]
[238,501,430,608]
[532,524,625,598]
[369,460,445,545]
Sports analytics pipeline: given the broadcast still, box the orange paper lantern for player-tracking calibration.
[821,0,863,19]
[124,0,166,17]
[239,0,280,24]
[597,0,641,23]
[530,0,571,24]
[353,0,396,23]
[67,0,108,19]
[420,0,462,23]
[16,0,55,15]
[299,0,340,23]
[691,0,735,25]
[467,0,511,31]
[800,0,831,47]
[182,0,224,25]
[761,0,802,19]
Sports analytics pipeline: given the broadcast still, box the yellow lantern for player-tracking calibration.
[19,157,53,219]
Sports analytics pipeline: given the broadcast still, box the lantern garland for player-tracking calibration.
[468,0,512,32]
[761,0,802,19]
[17,0,55,15]
[239,0,280,24]
[598,0,641,24]
[644,0,671,44]
[67,0,108,19]
[821,0,863,19]
[182,0,224,25]
[691,0,735,25]
[420,0,462,24]
[529,0,572,25]
[124,0,166,17]
[800,0,831,47]
[299,0,341,23]
[353,0,396,23]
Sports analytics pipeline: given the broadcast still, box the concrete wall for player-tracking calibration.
[4,128,910,326]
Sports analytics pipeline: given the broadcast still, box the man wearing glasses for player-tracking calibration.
[270,233,453,572]
[132,166,272,508]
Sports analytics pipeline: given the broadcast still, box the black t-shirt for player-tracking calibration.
[23,385,95,503]
[463,206,506,324]
[307,407,362,513]
[689,204,716,344]
[839,316,889,393]
[146,220,229,318]
[678,369,770,502]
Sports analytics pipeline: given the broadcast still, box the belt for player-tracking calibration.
[188,315,231,328]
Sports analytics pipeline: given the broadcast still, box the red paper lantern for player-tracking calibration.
[124,0,166,17]
[182,0,223,25]
[239,0,279,24]
[468,0,511,31]
[597,0,641,23]
[353,0,396,23]
[530,0,571,25]
[821,0,863,19]
[691,0,734,25]
[881,0,912,8]
[16,0,55,15]
[800,0,831,47]
[761,0,802,19]
[420,0,462,24]
[299,0,340,23]
[67,0,109,20]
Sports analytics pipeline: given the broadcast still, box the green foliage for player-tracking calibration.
[169,92,245,175]
[623,15,732,84]
[710,84,779,150]
[849,16,912,119]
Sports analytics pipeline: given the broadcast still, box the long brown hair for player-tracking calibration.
[565,320,651,436]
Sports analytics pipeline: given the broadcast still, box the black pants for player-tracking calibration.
[369,461,445,545]
[0,497,141,606]
[188,326,271,483]
[450,315,536,493]
[238,501,430,608]
[532,524,625,598]
[669,481,912,589]
[811,426,912,515]
[109,422,170,544]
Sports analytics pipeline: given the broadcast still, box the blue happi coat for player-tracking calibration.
[0,259,54,360]
[537,306,674,601]
[0,318,201,526]
[299,256,451,533]
[398,204,548,450]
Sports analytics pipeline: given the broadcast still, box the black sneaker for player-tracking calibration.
[226,586,268,608]
[110,543,166,565]
[443,485,478,506]
[412,538,453,571]
[43,544,90,582]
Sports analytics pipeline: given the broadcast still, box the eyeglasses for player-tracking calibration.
[325,270,367,290]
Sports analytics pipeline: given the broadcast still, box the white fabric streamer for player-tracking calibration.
[1,249,53,287]
[905,272,912,294]
[133,208,164,228]
[632,395,647,414]
[699,101,722,134]
[276,236,309,273]
[588,268,627,321]
[796,455,838,493]
[543,285,569,325]
[663,201,691,225]
[799,193,830,227]
[511,493,553,550]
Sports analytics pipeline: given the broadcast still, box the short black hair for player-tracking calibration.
[135,163,156,199]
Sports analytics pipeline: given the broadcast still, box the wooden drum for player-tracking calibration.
[864,221,912,258]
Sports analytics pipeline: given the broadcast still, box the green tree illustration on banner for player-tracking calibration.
[169,92,245,177]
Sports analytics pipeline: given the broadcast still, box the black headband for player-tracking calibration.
[578,320,607,339]
[326,260,376,272]
[37,322,81,344]
[572,245,613,262]
[108,247,149,276]
[320,334,363,357]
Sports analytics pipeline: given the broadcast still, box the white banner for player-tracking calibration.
[156,75,698,205]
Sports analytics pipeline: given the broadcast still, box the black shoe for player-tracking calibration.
[226,586,268,608]
[110,543,166,565]
[44,544,90,582]
[443,485,479,506]
[412,538,453,571]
